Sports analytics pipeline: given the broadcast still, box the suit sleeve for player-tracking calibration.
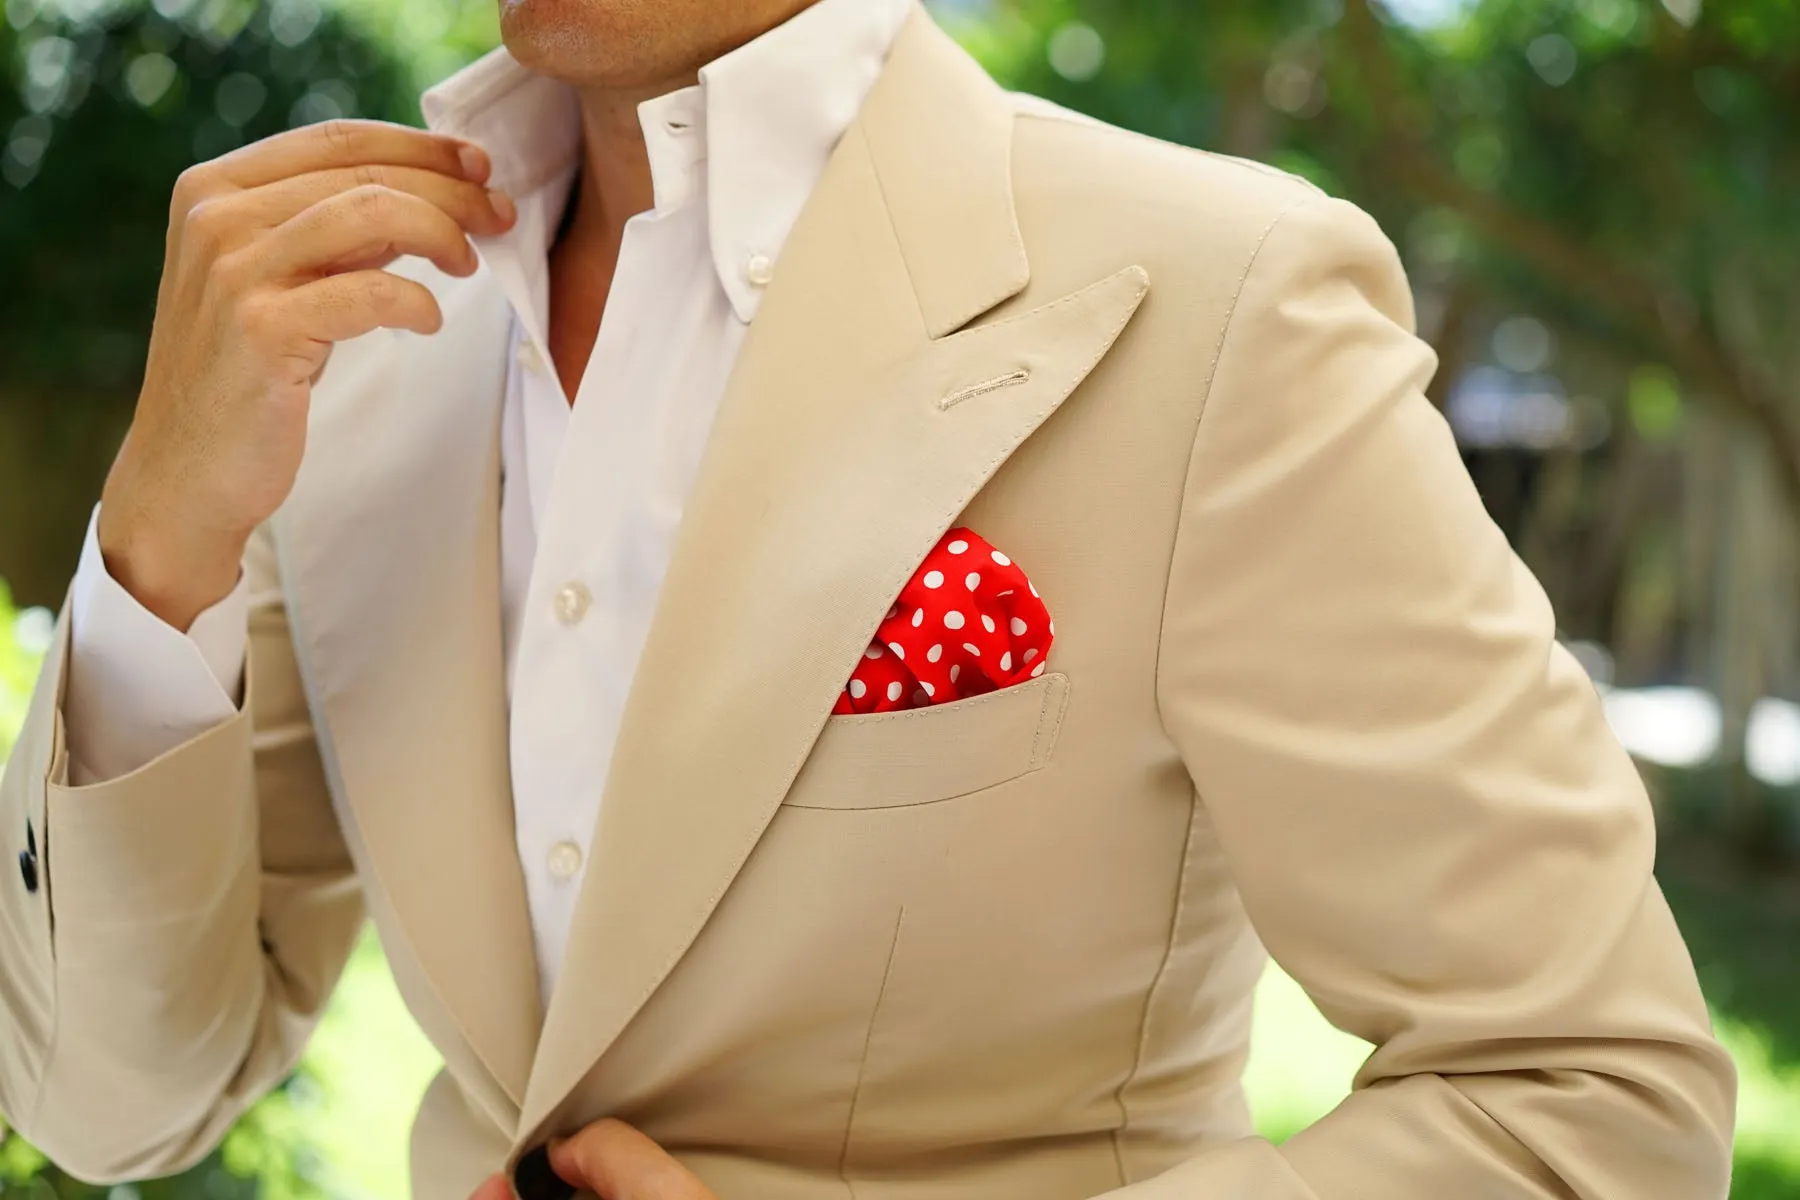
[0,524,365,1183]
[1107,195,1735,1198]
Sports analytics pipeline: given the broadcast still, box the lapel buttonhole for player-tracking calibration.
[939,367,1032,411]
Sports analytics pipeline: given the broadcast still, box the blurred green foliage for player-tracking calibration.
[0,0,498,373]
[955,0,1799,502]
[0,583,39,764]
[0,0,418,388]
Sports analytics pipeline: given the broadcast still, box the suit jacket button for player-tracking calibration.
[513,1145,575,1200]
[18,848,39,894]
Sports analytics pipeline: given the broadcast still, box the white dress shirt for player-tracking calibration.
[61,0,913,1003]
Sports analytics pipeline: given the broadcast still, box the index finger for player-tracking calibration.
[203,118,489,192]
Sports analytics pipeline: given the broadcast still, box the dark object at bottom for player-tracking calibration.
[514,1145,577,1200]
[18,849,38,894]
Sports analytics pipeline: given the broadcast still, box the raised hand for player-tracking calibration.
[98,118,516,629]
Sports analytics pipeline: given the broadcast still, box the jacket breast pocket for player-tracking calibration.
[783,672,1071,811]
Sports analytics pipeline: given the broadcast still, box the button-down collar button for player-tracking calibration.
[546,840,584,880]
[516,340,546,375]
[553,581,592,626]
[744,253,775,288]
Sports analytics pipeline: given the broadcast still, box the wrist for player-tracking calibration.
[97,483,246,634]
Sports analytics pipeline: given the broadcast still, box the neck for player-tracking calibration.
[558,76,687,255]
[555,0,823,254]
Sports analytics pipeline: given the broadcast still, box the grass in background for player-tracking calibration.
[0,582,49,763]
[1242,964,1369,1143]
[1663,849,1800,1197]
[298,931,441,1200]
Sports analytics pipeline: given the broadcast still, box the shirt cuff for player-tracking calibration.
[63,506,248,785]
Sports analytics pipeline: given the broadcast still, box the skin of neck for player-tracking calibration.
[499,0,823,255]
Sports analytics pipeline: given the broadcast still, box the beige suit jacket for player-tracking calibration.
[0,10,1735,1198]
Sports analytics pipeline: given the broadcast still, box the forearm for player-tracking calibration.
[1277,1006,1733,1196]
[1097,1031,1730,1199]
[0,602,359,1183]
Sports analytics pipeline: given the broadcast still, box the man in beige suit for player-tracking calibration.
[0,0,1736,1195]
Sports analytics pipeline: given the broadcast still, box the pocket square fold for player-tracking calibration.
[834,527,1054,715]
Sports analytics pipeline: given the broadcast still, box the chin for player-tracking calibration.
[497,0,709,89]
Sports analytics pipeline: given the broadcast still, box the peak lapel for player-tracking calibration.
[859,8,1029,338]
[519,11,1150,1139]
[275,270,542,1122]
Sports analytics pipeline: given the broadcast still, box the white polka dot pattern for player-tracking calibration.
[831,526,1055,715]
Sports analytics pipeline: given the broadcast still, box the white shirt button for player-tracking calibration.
[516,340,546,375]
[744,254,775,287]
[546,840,584,880]
[553,581,592,625]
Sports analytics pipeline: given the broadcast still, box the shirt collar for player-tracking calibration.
[420,0,913,324]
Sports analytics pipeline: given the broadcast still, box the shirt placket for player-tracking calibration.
[507,105,714,1004]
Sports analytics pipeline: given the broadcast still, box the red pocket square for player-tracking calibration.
[833,527,1054,715]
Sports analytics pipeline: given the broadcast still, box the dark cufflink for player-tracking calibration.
[18,820,38,894]
[513,1145,575,1200]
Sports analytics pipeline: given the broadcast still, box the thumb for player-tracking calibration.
[548,1119,711,1199]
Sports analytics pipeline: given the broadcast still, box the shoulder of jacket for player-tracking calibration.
[1005,90,1328,214]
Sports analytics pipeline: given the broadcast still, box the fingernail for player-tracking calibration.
[458,142,490,181]
[488,188,516,225]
